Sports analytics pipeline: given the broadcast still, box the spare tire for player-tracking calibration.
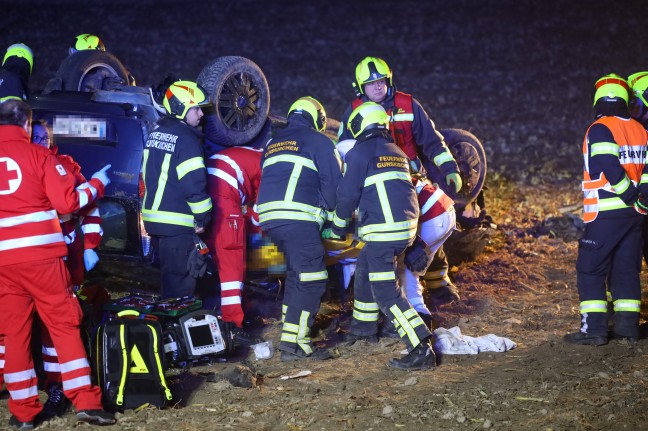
[439,128,487,208]
[45,50,129,93]
[197,56,270,147]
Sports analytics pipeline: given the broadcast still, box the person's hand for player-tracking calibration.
[445,172,462,194]
[322,228,343,240]
[91,164,112,187]
[83,249,100,271]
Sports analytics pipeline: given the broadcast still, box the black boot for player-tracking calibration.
[388,338,436,370]
[8,416,34,431]
[564,331,608,346]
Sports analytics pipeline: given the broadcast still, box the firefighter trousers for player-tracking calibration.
[157,232,197,299]
[576,216,642,338]
[265,222,328,356]
[0,258,102,422]
[351,241,432,351]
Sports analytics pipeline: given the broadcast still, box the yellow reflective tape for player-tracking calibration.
[433,151,454,166]
[590,142,618,157]
[187,197,212,214]
[299,270,328,282]
[128,345,149,373]
[363,230,415,242]
[353,310,379,321]
[390,305,421,347]
[369,271,396,281]
[117,325,128,406]
[147,324,172,400]
[392,113,414,122]
[258,211,320,224]
[611,176,630,194]
[151,153,171,211]
[613,299,641,312]
[354,300,379,311]
[285,164,303,202]
[141,149,149,203]
[176,156,205,180]
[333,213,347,228]
[257,201,321,215]
[262,154,318,171]
[359,219,417,236]
[580,300,608,313]
[142,209,194,227]
[297,311,312,354]
[364,171,410,187]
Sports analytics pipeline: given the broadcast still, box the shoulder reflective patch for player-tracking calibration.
[0,157,22,195]
[55,164,67,176]
[129,345,150,373]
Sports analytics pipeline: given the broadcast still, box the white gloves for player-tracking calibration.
[84,249,100,272]
[91,164,112,187]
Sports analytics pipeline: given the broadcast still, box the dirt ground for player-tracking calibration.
[3,1,648,430]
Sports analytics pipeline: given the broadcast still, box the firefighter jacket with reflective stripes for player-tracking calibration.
[257,115,343,229]
[0,69,27,102]
[52,147,102,249]
[582,115,648,222]
[339,91,458,177]
[415,177,454,223]
[206,146,262,204]
[332,129,419,242]
[0,125,105,266]
[141,117,212,236]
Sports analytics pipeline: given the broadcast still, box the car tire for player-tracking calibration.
[197,56,270,147]
[44,50,130,93]
[439,128,487,208]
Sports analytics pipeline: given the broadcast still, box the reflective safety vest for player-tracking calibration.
[353,92,417,160]
[582,116,648,223]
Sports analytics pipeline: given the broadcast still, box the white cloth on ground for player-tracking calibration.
[433,326,516,354]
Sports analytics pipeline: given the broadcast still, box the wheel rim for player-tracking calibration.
[452,141,483,202]
[218,72,260,132]
[78,63,122,92]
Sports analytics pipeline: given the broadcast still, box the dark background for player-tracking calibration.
[3,0,648,183]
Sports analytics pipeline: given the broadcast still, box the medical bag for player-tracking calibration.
[94,310,173,411]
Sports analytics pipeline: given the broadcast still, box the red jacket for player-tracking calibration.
[52,146,103,250]
[206,146,263,204]
[0,125,104,266]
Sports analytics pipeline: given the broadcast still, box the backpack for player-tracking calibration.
[94,310,173,411]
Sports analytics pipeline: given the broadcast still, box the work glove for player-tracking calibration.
[445,172,462,194]
[187,235,209,278]
[404,235,434,275]
[91,164,112,187]
[321,228,343,240]
[634,195,648,215]
[83,249,100,272]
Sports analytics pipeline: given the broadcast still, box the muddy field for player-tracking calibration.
[3,0,648,430]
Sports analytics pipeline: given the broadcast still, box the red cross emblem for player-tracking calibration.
[0,158,22,195]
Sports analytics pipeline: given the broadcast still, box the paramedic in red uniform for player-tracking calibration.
[0,100,115,428]
[205,145,265,345]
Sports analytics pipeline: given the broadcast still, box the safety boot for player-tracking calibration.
[280,347,333,362]
[563,331,608,346]
[42,383,70,418]
[388,338,436,370]
[76,409,116,425]
[8,416,33,431]
[343,332,378,345]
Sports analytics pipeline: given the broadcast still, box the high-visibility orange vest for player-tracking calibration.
[582,116,648,222]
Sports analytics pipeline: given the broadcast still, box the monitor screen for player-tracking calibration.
[188,323,215,348]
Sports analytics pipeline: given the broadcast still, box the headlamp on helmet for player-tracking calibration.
[287,96,327,131]
[3,43,33,73]
[70,34,106,55]
[347,101,390,139]
[593,73,629,107]
[163,80,211,120]
[355,56,392,95]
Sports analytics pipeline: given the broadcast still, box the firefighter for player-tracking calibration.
[627,71,648,266]
[257,96,342,361]
[326,102,435,370]
[338,56,461,305]
[69,33,106,54]
[564,74,648,346]
[29,120,105,417]
[0,43,32,102]
[141,80,213,299]
[0,99,115,428]
[205,145,265,345]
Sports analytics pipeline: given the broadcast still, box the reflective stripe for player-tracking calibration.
[613,299,641,312]
[285,164,303,202]
[60,358,89,374]
[9,386,38,400]
[210,154,246,200]
[187,197,212,214]
[433,151,455,167]
[152,153,172,211]
[580,300,608,314]
[4,369,36,383]
[353,300,379,322]
[42,345,57,356]
[390,304,423,347]
[0,359,4,367]
[0,209,57,228]
[176,156,205,180]
[598,197,629,211]
[359,219,417,236]
[333,213,347,229]
[420,188,444,216]
[221,296,242,305]
[299,270,328,282]
[62,375,91,391]
[363,171,410,187]
[353,309,379,322]
[208,167,244,201]
[221,281,243,292]
[258,211,320,224]
[262,154,317,171]
[43,362,61,372]
[298,311,312,354]
[392,113,414,122]
[63,229,76,245]
[0,232,65,252]
[256,201,321,215]
[76,182,98,209]
[363,230,416,242]
[142,209,194,227]
[611,176,630,194]
[80,223,103,235]
[141,149,150,203]
[369,271,396,281]
[590,142,618,157]
[354,300,379,311]
[0,345,4,353]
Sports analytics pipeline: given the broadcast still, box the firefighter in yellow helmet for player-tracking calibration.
[327,102,435,370]
[69,33,106,55]
[338,56,461,306]
[0,43,33,102]
[564,74,648,346]
[141,81,213,299]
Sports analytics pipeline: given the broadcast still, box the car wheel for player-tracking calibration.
[439,128,487,208]
[45,50,129,93]
[197,56,270,147]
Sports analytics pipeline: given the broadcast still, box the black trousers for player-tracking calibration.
[157,233,196,299]
[576,215,642,337]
